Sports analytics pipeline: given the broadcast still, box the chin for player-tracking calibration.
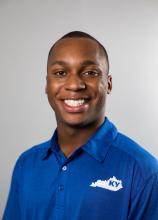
[64,118,87,128]
[56,113,87,127]
[59,113,101,129]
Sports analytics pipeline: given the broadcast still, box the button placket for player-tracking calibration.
[56,163,69,208]
[59,184,64,191]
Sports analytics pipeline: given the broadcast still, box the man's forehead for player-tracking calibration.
[49,37,101,56]
[49,60,101,68]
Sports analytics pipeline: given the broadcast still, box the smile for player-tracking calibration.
[64,99,85,107]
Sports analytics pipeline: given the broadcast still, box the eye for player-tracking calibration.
[82,71,99,77]
[54,71,67,77]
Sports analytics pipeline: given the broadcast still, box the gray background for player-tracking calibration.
[0,0,158,217]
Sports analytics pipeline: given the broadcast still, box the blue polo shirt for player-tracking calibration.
[2,118,158,220]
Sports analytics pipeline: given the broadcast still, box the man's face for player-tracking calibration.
[46,37,112,127]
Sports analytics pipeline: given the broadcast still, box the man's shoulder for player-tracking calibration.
[112,131,158,178]
[17,139,52,162]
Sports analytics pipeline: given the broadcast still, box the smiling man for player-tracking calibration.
[2,31,158,220]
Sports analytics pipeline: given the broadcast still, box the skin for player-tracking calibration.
[46,37,112,157]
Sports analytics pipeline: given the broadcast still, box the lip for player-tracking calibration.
[60,96,90,100]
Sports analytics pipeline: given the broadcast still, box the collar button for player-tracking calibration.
[62,165,67,171]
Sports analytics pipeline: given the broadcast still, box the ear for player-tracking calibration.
[107,75,112,94]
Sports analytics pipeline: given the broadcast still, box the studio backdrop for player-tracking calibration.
[0,0,158,217]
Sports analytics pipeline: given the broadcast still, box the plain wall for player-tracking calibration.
[0,0,158,217]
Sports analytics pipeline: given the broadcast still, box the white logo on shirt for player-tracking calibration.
[90,176,123,191]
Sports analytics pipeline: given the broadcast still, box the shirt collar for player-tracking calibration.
[41,130,59,160]
[42,117,118,162]
[82,117,118,162]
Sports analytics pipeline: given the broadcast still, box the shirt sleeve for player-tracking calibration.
[128,172,158,220]
[2,158,21,220]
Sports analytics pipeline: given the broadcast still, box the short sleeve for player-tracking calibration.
[128,172,158,220]
[2,157,22,220]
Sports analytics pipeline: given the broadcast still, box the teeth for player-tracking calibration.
[64,99,85,107]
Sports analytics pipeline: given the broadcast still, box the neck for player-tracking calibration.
[56,117,105,157]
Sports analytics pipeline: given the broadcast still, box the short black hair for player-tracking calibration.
[48,31,109,73]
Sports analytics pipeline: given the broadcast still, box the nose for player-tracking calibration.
[65,74,86,91]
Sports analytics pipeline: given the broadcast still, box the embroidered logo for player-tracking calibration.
[90,176,123,191]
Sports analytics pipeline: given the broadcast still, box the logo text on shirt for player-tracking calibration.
[90,176,123,191]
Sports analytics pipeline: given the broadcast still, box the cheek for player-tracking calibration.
[46,83,59,108]
[92,79,107,99]
[94,81,107,108]
[98,87,106,105]
[46,81,62,98]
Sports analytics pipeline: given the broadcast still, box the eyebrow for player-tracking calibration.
[50,60,99,67]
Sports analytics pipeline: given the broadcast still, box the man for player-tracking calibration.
[2,31,158,219]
